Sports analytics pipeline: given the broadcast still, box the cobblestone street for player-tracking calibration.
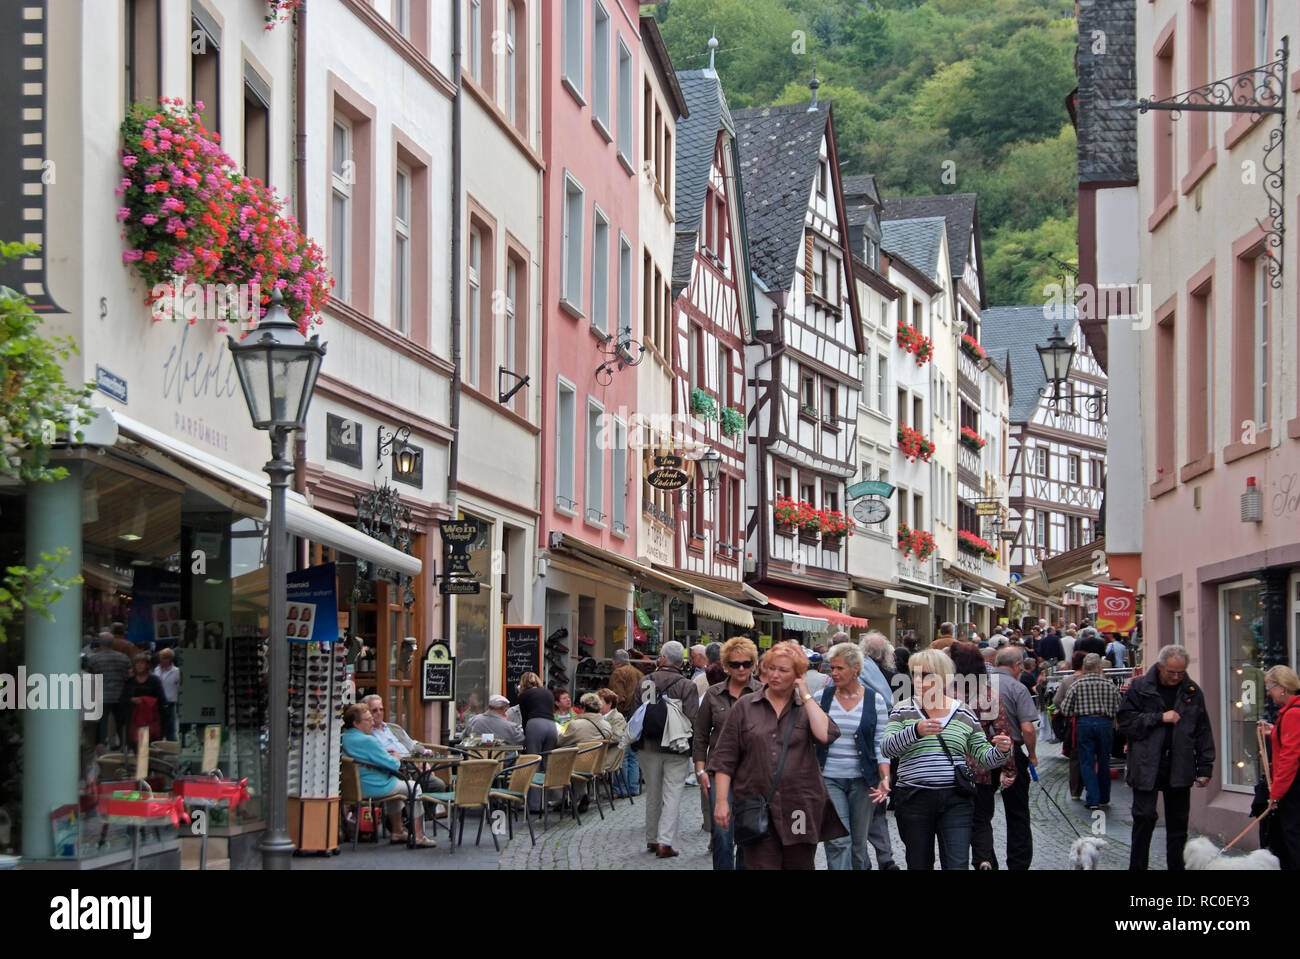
[296,741,1173,870]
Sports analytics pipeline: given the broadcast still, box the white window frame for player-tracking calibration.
[556,379,577,512]
[616,37,633,169]
[876,354,888,412]
[591,1,611,135]
[618,233,632,340]
[590,207,609,334]
[562,0,584,102]
[561,173,585,313]
[469,0,482,84]
[505,2,517,124]
[394,164,411,335]
[585,399,605,527]
[1256,0,1271,67]
[1255,256,1269,426]
[1035,446,1049,477]
[611,418,627,535]
[1035,511,1049,548]
[331,117,353,302]
[394,0,410,37]
[466,225,482,387]
[504,258,518,382]
[1068,454,1079,484]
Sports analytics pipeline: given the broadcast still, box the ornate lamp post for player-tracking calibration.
[227,291,326,870]
[699,448,722,494]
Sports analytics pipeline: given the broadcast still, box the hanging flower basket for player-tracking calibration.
[118,99,332,332]
[897,425,935,463]
[959,426,986,451]
[690,387,719,420]
[720,406,745,437]
[896,321,933,367]
[960,334,986,363]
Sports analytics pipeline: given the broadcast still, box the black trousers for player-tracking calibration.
[1270,784,1300,870]
[1130,783,1191,870]
[972,781,998,869]
[1002,747,1033,870]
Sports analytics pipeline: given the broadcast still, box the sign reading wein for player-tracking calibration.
[438,518,482,595]
[646,454,691,491]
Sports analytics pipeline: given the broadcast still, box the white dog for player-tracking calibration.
[1069,836,1108,869]
[1183,836,1280,870]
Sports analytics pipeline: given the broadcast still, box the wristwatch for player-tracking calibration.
[802,693,813,702]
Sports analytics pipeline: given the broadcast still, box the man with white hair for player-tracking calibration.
[1117,644,1215,870]
[636,641,700,858]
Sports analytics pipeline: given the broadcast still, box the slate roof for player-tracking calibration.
[732,103,829,291]
[882,193,979,278]
[980,305,1079,423]
[672,69,734,287]
[842,174,880,207]
[1077,0,1137,183]
[880,216,946,281]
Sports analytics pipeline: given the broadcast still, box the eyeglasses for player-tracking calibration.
[727,661,753,669]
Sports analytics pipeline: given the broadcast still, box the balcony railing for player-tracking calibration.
[957,442,981,480]
[957,349,982,393]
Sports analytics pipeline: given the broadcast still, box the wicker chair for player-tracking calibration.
[420,758,501,854]
[569,740,608,819]
[601,744,633,807]
[488,754,541,846]
[527,746,579,831]
[340,756,408,851]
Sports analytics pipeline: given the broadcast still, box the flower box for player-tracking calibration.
[896,523,935,560]
[957,529,998,561]
[896,321,933,367]
[897,425,936,463]
[799,528,821,546]
[799,403,819,420]
[690,387,718,420]
[959,426,986,451]
[960,334,986,363]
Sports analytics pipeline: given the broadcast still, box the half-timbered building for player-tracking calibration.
[982,306,1106,616]
[734,98,870,637]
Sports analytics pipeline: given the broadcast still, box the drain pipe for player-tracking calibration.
[443,0,463,737]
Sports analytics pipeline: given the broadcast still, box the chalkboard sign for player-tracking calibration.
[502,625,542,704]
[421,641,455,702]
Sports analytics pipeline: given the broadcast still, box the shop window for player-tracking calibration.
[1220,579,1265,791]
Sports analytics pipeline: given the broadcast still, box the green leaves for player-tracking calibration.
[0,549,80,645]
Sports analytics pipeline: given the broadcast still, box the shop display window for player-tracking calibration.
[1220,579,1265,792]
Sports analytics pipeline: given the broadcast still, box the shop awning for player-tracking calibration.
[653,568,760,629]
[965,589,1002,608]
[762,585,869,631]
[111,411,422,577]
[885,588,930,606]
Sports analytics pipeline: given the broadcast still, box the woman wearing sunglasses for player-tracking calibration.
[692,636,762,869]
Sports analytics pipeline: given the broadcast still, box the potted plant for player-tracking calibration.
[957,529,998,561]
[911,529,937,560]
[720,406,745,437]
[897,425,936,463]
[897,522,914,556]
[798,503,823,545]
[690,387,718,420]
[820,509,854,547]
[799,402,819,420]
[896,321,934,367]
[959,333,986,363]
[959,426,986,451]
[774,497,800,535]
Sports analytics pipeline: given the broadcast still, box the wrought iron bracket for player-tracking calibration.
[594,325,646,385]
[1037,382,1107,424]
[498,366,530,405]
[1138,37,1287,288]
[353,483,416,608]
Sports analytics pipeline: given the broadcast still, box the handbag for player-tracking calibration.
[918,701,976,798]
[733,707,797,845]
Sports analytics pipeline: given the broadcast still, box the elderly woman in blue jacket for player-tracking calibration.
[341,704,435,847]
[817,642,891,869]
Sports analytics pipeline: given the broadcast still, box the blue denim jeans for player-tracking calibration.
[1075,716,1114,806]
[708,790,745,870]
[619,746,641,797]
[823,776,875,870]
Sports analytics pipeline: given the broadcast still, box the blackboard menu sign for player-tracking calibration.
[421,641,455,702]
[502,625,541,703]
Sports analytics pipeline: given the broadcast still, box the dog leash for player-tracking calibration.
[1216,725,1276,856]
[1029,762,1082,839]
[1220,810,1270,853]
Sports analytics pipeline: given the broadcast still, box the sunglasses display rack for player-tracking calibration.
[223,636,268,818]
[287,643,344,801]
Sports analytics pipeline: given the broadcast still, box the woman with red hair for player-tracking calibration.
[708,640,846,869]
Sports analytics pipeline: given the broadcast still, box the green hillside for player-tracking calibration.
[649,0,1078,306]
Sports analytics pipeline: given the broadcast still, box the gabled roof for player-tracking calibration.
[732,103,830,291]
[842,174,880,207]
[672,69,733,287]
[1076,0,1137,184]
[639,17,688,120]
[881,216,946,281]
[882,193,986,307]
[980,305,1079,423]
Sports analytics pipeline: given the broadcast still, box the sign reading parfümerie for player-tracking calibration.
[646,453,691,491]
[438,518,482,595]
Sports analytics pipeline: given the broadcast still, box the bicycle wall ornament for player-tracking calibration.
[1138,37,1287,288]
[353,483,416,607]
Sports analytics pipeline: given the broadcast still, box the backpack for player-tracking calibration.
[629,672,676,751]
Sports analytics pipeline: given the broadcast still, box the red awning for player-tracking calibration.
[763,585,869,630]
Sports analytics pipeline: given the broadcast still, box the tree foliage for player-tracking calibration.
[653,0,1079,306]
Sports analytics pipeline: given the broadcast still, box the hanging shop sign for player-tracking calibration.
[852,496,891,526]
[421,641,456,702]
[645,453,691,491]
[438,517,483,595]
[976,500,1000,516]
[847,480,895,499]
[1095,585,1137,633]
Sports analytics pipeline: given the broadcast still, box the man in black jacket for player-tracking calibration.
[1116,644,1215,870]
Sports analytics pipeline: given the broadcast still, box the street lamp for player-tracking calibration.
[1036,324,1075,400]
[227,290,326,871]
[700,448,722,494]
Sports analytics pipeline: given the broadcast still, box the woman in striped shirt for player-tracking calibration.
[881,649,1012,870]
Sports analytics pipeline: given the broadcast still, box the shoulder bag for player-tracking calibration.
[732,706,797,845]
[918,701,977,798]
